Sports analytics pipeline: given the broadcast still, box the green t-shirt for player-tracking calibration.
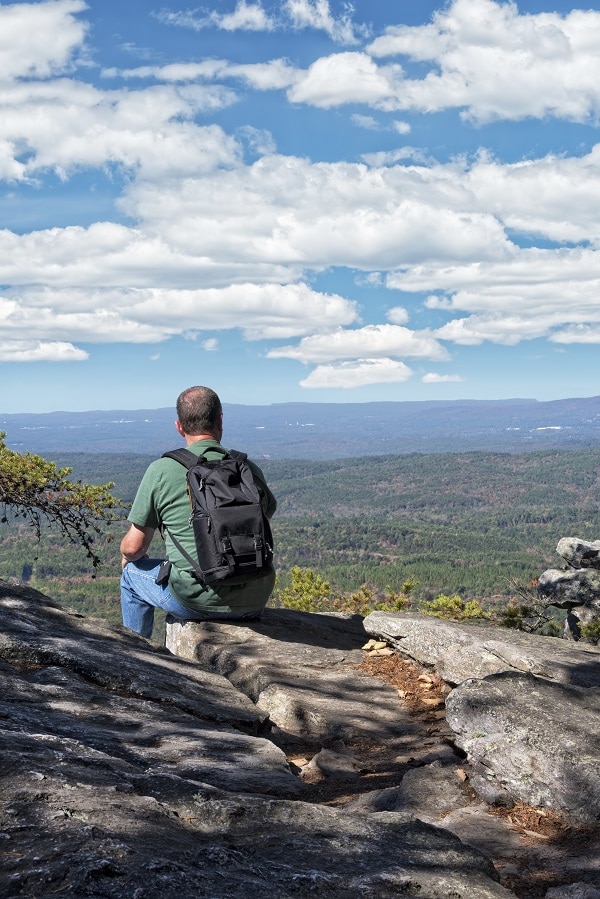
[128,439,276,614]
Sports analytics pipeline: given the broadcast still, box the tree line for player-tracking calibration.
[2,444,599,625]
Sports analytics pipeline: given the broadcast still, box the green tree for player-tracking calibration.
[0,434,124,570]
[421,593,485,620]
[274,565,336,612]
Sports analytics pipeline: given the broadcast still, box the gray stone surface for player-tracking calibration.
[556,537,600,570]
[363,610,600,687]
[546,886,600,899]
[537,536,600,640]
[0,582,514,899]
[445,671,600,824]
[167,610,419,743]
[537,568,600,610]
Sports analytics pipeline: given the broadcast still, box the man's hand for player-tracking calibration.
[121,552,149,569]
[120,523,155,567]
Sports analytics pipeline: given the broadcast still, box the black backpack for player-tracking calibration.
[161,447,274,587]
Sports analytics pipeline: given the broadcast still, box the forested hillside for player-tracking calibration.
[1,448,598,625]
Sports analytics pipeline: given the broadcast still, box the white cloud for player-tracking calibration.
[0,82,239,183]
[422,372,463,383]
[0,0,87,81]
[361,147,430,167]
[354,271,382,287]
[550,325,600,344]
[236,125,277,156]
[202,338,219,351]
[120,156,512,271]
[267,324,448,363]
[300,358,413,389]
[0,282,357,348]
[4,0,600,387]
[433,313,553,346]
[154,0,364,44]
[246,0,600,122]
[464,146,600,246]
[284,0,365,45]
[154,2,274,34]
[215,0,274,31]
[386,306,409,325]
[351,114,380,130]
[366,0,600,123]
[387,245,600,347]
[0,340,88,362]
[288,52,402,108]
[104,58,301,92]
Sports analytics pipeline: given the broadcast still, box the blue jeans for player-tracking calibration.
[120,558,262,639]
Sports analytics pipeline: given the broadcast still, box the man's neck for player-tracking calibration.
[185,432,220,446]
[185,434,218,446]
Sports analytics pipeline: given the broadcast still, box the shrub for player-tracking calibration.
[421,593,485,620]
[581,619,600,645]
[0,434,124,569]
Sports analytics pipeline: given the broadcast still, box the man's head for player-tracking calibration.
[176,386,223,439]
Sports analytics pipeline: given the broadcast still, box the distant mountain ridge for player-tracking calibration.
[3,395,600,460]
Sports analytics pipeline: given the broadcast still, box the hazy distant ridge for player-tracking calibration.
[3,396,600,460]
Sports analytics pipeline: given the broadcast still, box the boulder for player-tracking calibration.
[556,537,600,569]
[445,671,600,824]
[537,537,600,640]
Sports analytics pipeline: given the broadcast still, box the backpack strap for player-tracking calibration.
[162,446,247,465]
[161,447,201,468]
[159,448,204,578]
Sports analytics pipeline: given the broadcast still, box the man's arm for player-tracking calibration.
[120,523,155,568]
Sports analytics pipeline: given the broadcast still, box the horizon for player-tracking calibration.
[3,392,599,419]
[2,1,600,413]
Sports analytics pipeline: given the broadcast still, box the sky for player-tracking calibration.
[1,0,600,413]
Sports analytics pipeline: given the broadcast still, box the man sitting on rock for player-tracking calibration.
[120,385,276,639]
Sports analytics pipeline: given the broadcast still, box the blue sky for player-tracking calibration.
[1,0,600,413]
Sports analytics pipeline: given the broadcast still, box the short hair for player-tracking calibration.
[176,386,222,436]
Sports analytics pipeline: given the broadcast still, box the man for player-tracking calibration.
[120,385,276,639]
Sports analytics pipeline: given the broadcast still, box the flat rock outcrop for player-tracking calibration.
[166,610,424,744]
[0,582,514,899]
[363,610,600,687]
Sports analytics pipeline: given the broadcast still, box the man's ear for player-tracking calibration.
[175,420,186,437]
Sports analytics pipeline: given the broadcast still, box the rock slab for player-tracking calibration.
[0,583,513,899]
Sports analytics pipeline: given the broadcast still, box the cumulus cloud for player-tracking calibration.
[267,324,448,363]
[119,155,513,271]
[288,52,402,108]
[367,0,600,123]
[230,0,597,122]
[300,358,413,389]
[103,58,301,92]
[464,146,600,246]
[0,282,357,347]
[0,0,87,81]
[0,340,88,362]
[386,307,409,325]
[422,372,463,383]
[3,0,600,392]
[0,82,239,183]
